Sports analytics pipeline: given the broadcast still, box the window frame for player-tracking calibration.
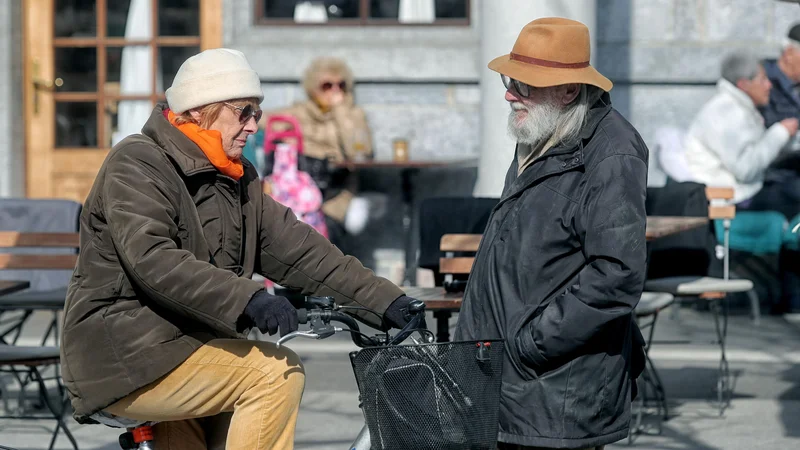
[253,0,471,27]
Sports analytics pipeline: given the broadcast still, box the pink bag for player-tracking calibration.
[263,115,329,239]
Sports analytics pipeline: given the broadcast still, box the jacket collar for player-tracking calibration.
[497,92,612,205]
[764,59,800,107]
[141,104,253,178]
[717,78,761,111]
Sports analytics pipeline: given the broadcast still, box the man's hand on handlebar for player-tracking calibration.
[239,290,299,337]
[383,295,428,330]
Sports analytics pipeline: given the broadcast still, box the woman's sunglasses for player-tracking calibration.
[320,81,347,92]
[500,74,532,97]
[225,103,263,124]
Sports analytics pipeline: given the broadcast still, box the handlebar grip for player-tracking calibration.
[297,308,309,324]
[408,299,426,314]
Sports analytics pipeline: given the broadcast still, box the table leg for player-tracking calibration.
[401,168,418,286]
[434,310,452,342]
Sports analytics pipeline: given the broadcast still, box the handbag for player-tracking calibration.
[263,116,329,238]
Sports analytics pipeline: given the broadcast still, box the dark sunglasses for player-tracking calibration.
[320,81,347,92]
[225,103,263,124]
[500,74,532,97]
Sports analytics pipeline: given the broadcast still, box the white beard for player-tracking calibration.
[507,100,562,145]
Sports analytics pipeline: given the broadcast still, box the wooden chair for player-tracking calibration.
[0,344,78,450]
[0,231,79,449]
[401,234,480,343]
[0,231,79,346]
[630,291,675,440]
[439,233,480,284]
[644,186,755,415]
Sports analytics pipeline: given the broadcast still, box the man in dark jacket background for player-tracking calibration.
[453,18,648,450]
[761,23,800,129]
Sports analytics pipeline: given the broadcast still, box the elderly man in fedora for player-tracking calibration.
[454,18,647,450]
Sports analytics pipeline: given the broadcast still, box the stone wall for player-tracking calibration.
[596,0,799,153]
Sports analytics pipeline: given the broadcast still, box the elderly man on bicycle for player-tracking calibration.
[60,48,419,450]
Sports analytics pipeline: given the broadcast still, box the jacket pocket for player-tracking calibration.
[508,317,569,382]
[499,361,573,437]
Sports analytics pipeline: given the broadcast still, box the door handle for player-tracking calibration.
[33,77,63,90]
[31,59,63,114]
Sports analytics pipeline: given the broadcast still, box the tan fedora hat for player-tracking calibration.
[488,17,612,92]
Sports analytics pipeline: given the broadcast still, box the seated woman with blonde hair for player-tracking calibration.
[259,56,375,243]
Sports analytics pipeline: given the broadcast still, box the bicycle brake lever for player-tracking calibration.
[276,330,320,347]
[275,327,342,348]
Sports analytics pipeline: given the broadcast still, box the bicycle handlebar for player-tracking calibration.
[277,298,432,348]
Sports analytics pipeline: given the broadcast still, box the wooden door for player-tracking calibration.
[23,0,222,203]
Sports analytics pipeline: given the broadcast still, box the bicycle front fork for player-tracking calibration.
[350,424,371,450]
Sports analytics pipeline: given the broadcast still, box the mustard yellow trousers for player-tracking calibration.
[105,339,305,449]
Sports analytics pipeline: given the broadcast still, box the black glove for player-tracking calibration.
[383,295,427,330]
[239,290,299,337]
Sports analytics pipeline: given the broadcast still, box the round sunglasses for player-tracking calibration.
[224,103,263,124]
[500,74,532,97]
[320,81,347,92]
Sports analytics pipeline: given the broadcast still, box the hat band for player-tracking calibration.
[510,52,590,69]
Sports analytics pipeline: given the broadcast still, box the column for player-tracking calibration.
[0,0,24,197]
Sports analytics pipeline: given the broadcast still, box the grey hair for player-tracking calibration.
[720,53,762,85]
[545,84,602,149]
[783,37,800,52]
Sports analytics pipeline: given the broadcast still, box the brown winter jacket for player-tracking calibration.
[60,104,403,423]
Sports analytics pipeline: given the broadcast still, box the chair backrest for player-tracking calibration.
[0,232,80,270]
[439,234,481,277]
[0,198,82,291]
[705,187,736,220]
[418,197,497,285]
[645,181,721,279]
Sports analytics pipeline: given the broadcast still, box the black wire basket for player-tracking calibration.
[349,340,504,450]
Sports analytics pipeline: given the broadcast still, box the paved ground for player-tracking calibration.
[1,304,800,449]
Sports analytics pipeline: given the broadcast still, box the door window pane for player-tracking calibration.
[56,102,97,147]
[55,0,96,37]
[55,47,97,92]
[434,0,468,18]
[107,46,154,95]
[106,99,153,147]
[159,46,200,92]
[107,0,133,38]
[159,0,200,36]
[109,0,158,39]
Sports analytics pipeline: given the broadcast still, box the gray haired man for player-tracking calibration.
[683,52,799,220]
[762,23,800,127]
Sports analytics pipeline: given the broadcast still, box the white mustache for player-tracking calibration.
[510,102,527,111]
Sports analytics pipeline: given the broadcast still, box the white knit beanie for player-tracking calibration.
[166,48,264,114]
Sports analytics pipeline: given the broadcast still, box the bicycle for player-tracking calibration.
[109,296,504,450]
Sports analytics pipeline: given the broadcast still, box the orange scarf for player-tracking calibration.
[167,110,244,180]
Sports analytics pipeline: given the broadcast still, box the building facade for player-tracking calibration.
[0,0,797,275]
